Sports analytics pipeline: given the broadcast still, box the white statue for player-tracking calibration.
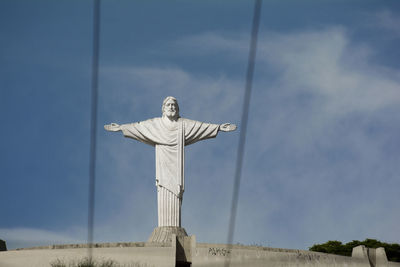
[105,96,236,230]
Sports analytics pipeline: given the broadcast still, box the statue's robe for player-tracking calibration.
[121,117,220,227]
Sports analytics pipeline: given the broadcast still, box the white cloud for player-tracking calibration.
[100,65,243,122]
[260,28,400,115]
[175,32,249,59]
[374,9,400,38]
[179,27,400,115]
[0,228,84,250]
[171,26,400,248]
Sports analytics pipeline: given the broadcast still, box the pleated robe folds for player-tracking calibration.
[121,117,220,227]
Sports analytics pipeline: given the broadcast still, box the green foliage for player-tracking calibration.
[309,239,400,262]
[50,258,153,267]
[309,240,349,256]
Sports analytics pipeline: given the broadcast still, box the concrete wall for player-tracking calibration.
[1,242,400,267]
[193,243,370,267]
[0,245,175,267]
[192,244,400,267]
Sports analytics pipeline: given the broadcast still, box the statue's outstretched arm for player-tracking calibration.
[219,123,237,132]
[104,123,122,132]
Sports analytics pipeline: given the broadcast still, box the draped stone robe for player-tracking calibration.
[121,117,220,227]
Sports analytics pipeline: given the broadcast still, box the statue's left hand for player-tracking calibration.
[104,123,121,132]
[220,123,237,132]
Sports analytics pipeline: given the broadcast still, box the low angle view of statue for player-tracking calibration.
[104,96,236,238]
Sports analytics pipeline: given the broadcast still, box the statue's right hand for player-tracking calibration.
[104,123,121,132]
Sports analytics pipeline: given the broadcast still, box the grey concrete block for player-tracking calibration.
[373,247,389,267]
[175,234,196,264]
[352,245,369,260]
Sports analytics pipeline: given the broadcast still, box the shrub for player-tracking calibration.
[309,238,400,262]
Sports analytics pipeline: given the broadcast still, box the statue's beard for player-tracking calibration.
[164,110,178,119]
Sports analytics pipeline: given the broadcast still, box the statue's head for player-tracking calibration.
[162,96,180,120]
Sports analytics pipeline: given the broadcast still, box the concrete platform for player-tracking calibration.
[0,243,174,267]
[1,240,399,267]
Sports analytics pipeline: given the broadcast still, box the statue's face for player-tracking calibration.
[163,99,179,119]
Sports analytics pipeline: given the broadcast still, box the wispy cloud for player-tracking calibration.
[0,228,84,250]
[100,66,243,122]
[374,9,400,38]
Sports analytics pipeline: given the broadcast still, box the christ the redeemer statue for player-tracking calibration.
[104,96,236,242]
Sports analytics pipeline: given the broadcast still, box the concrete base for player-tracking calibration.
[0,244,175,267]
[193,244,379,267]
[147,226,188,243]
[1,242,400,267]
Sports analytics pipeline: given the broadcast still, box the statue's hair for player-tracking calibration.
[162,96,180,115]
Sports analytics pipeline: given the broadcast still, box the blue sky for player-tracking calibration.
[1,0,400,251]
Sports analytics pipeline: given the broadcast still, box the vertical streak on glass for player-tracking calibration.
[225,0,262,266]
[88,0,101,260]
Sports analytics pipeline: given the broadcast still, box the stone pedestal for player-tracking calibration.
[147,226,188,243]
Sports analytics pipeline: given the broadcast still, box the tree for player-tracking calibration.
[309,239,400,262]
